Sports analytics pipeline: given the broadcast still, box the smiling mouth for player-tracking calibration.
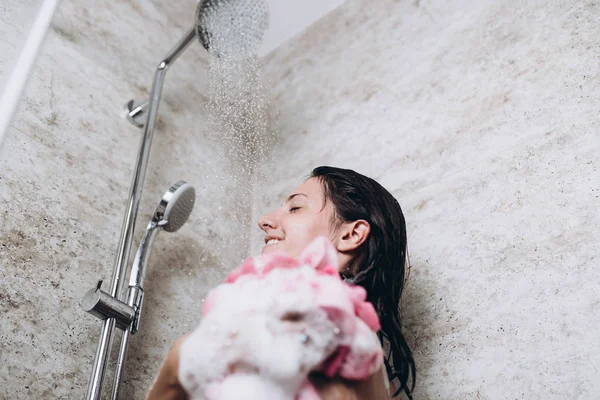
[265,239,282,246]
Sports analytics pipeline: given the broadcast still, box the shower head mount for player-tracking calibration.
[123,0,269,127]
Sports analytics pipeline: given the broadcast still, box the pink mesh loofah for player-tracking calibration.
[179,237,383,400]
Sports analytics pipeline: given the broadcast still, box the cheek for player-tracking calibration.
[285,216,332,254]
[283,222,313,256]
[309,217,334,239]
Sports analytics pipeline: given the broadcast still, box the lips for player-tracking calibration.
[263,236,284,251]
[264,234,284,243]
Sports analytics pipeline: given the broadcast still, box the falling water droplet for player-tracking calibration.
[192,0,281,266]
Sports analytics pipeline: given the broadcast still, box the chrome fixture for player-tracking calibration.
[123,0,269,128]
[111,181,195,400]
[123,99,148,128]
[81,181,195,399]
[82,1,268,399]
[81,280,135,330]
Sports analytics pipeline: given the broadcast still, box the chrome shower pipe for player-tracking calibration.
[110,220,160,400]
[84,27,197,400]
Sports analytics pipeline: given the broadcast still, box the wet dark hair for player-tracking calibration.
[310,166,416,399]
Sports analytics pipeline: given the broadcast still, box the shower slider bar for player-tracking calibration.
[80,27,197,400]
[80,1,269,398]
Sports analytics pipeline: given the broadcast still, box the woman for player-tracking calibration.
[147,166,416,399]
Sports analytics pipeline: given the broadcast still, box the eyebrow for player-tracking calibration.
[286,193,308,202]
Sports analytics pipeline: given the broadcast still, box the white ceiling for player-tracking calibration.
[257,0,346,57]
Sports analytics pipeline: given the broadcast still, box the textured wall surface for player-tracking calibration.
[0,0,255,398]
[0,0,43,90]
[2,0,599,399]
[254,0,600,398]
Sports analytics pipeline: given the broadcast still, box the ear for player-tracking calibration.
[335,220,370,252]
[299,236,339,270]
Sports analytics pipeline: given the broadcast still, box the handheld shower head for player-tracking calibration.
[154,181,196,232]
[129,181,196,290]
[110,181,196,400]
[196,0,269,58]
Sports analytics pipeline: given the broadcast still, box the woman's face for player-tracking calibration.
[258,178,337,258]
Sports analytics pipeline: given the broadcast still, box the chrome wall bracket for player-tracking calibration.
[123,100,149,128]
[81,281,135,330]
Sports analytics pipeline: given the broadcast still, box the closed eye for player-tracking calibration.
[289,207,301,213]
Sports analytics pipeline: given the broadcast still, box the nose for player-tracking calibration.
[258,210,277,232]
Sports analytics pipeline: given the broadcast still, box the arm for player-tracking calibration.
[354,367,391,400]
[145,337,188,400]
[310,367,390,400]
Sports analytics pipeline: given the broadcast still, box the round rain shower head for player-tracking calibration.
[154,181,196,232]
[196,0,269,58]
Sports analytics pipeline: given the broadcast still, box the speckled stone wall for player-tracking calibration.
[0,1,254,398]
[0,1,43,89]
[254,0,600,398]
